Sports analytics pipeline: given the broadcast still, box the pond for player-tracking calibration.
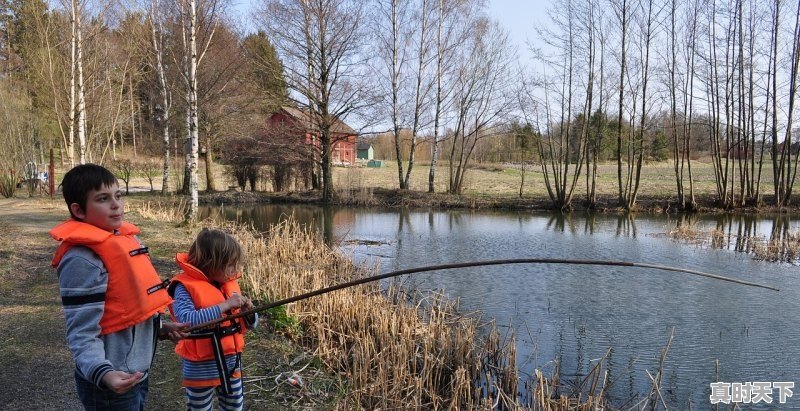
[200,204,800,409]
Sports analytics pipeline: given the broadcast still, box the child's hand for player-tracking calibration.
[221,292,247,312]
[159,321,189,342]
[241,295,254,311]
[101,370,144,394]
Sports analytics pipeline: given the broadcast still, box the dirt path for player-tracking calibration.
[0,198,188,410]
[0,198,87,410]
[0,198,334,410]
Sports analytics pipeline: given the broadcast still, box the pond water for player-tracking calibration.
[200,204,800,409]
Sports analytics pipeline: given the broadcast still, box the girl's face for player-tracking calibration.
[208,262,239,283]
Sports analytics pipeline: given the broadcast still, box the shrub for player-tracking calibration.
[0,169,17,198]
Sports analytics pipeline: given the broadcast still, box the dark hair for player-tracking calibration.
[188,229,243,277]
[61,164,118,220]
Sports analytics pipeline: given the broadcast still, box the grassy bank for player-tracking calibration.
[8,157,794,213]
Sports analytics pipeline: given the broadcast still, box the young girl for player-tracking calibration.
[168,229,258,411]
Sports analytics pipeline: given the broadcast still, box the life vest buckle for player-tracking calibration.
[146,278,171,295]
[129,247,149,257]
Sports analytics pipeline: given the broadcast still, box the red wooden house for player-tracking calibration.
[266,106,357,166]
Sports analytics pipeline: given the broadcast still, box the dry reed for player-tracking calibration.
[127,197,188,223]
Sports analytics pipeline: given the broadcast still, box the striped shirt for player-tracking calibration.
[171,284,257,387]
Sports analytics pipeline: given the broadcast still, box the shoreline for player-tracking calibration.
[195,187,800,216]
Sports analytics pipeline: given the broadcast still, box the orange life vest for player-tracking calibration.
[50,219,172,335]
[169,253,246,362]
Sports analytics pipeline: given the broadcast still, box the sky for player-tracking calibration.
[233,0,551,65]
[486,0,549,65]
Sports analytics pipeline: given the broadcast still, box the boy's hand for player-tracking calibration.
[159,321,189,342]
[101,370,144,394]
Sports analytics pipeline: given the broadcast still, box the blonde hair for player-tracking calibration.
[187,229,243,277]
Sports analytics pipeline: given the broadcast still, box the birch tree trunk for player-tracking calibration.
[150,0,171,194]
[404,0,430,190]
[186,0,199,219]
[75,0,86,164]
[388,0,405,189]
[67,0,77,166]
[428,0,444,193]
[615,0,627,205]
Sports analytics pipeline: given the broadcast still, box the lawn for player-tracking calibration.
[334,159,776,202]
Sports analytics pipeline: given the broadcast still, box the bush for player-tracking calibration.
[0,169,17,198]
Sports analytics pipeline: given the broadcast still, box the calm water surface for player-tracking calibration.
[201,204,800,409]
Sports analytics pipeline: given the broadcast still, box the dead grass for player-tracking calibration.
[336,160,736,200]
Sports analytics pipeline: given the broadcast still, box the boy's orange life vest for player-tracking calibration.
[169,253,246,362]
[50,219,173,335]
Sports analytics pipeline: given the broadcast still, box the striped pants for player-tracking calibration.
[185,378,244,411]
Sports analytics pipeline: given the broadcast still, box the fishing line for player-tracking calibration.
[184,258,778,333]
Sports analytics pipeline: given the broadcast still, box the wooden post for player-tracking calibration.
[49,148,55,197]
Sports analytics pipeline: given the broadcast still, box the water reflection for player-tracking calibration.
[669,213,800,264]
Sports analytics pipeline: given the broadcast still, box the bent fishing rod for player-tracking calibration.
[184,258,779,333]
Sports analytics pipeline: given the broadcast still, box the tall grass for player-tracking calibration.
[127,197,188,223]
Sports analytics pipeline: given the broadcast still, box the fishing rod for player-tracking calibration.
[183,258,779,333]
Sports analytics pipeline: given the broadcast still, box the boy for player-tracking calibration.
[50,163,185,410]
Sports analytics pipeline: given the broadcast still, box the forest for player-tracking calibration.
[2,0,800,214]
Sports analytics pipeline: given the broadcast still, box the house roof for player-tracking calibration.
[279,106,357,135]
[357,142,372,150]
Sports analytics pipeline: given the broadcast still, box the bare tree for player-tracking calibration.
[373,0,435,190]
[530,0,593,210]
[613,0,629,206]
[627,0,659,209]
[259,0,369,203]
[446,19,514,194]
[780,0,800,204]
[175,0,222,219]
[427,0,474,193]
[374,0,411,189]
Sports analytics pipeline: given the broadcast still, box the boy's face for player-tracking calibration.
[70,183,124,232]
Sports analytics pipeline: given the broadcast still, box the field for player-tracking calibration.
[334,159,777,207]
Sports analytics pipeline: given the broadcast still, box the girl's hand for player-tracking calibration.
[220,292,246,312]
[241,295,254,311]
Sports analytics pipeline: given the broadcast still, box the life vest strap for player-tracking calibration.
[146,278,171,295]
[198,325,242,394]
[129,247,149,256]
[186,322,241,340]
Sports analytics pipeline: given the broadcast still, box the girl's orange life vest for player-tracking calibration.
[169,253,246,362]
[50,220,173,335]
